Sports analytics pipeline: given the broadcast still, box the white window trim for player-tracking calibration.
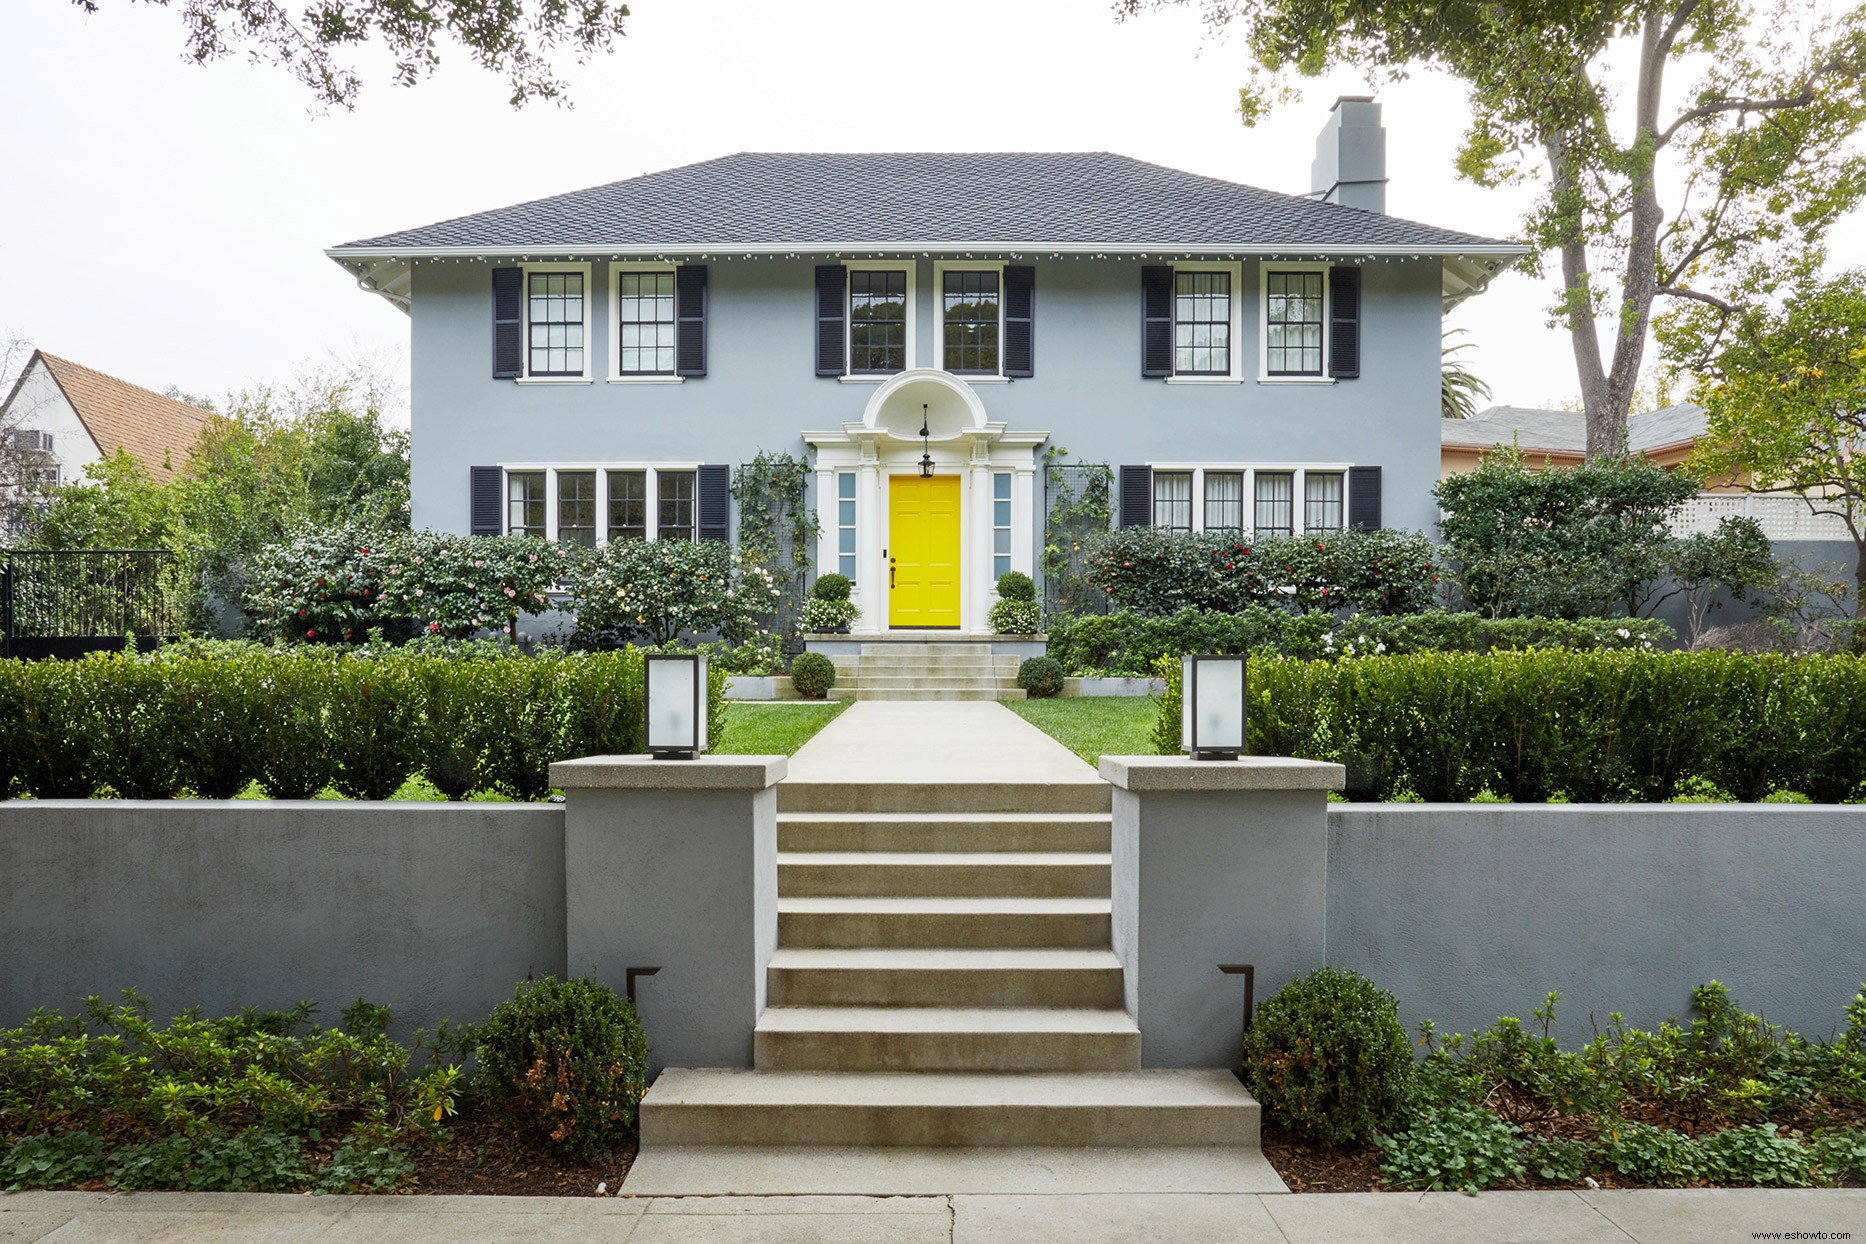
[842,260,917,377]
[932,260,1005,379]
[1162,261,1245,383]
[1257,261,1335,385]
[1147,462,1355,535]
[498,462,703,544]
[515,262,594,383]
[607,261,686,383]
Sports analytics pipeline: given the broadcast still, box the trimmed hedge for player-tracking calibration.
[1085,527,1440,616]
[1154,650,1866,803]
[1050,607,1674,676]
[0,647,726,801]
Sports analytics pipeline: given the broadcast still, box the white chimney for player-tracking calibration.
[1311,96,1387,213]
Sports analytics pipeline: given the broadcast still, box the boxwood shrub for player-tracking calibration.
[1244,967,1412,1146]
[1154,649,1866,803]
[0,645,723,801]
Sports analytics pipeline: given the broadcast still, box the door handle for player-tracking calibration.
[889,557,896,589]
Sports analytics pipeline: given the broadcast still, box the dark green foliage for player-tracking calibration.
[810,573,852,602]
[2,645,718,801]
[1243,967,1412,1146]
[1154,650,1866,802]
[474,977,649,1162]
[1376,1105,1526,1192]
[790,652,837,699]
[987,597,1042,635]
[1048,607,1671,675]
[1086,527,1439,616]
[0,992,454,1193]
[1016,656,1065,698]
[1435,451,1698,618]
[996,570,1036,602]
[1524,1136,1590,1183]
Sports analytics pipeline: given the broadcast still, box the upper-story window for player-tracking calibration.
[1264,271,1325,377]
[616,271,676,376]
[849,270,909,374]
[942,270,1000,374]
[527,272,586,377]
[1174,271,1232,376]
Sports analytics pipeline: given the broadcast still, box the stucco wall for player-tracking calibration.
[407,256,1447,551]
[0,801,566,1036]
[1327,804,1866,1044]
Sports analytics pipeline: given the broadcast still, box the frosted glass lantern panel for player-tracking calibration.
[647,657,707,753]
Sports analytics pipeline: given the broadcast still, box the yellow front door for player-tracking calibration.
[888,474,962,628]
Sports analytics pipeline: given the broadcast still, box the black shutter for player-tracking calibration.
[814,265,847,376]
[1003,265,1035,378]
[698,464,730,543]
[492,268,523,379]
[676,264,708,377]
[1329,265,1361,379]
[470,466,502,535]
[1348,465,1382,531]
[1140,265,1174,378]
[1119,465,1154,528]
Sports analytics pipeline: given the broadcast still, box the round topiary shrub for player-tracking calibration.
[475,976,649,1161]
[1017,655,1065,698]
[996,570,1036,602]
[790,652,837,699]
[810,573,852,603]
[1243,966,1412,1146]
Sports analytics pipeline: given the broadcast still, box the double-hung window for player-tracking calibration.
[1304,472,1344,531]
[1254,472,1295,536]
[658,470,696,542]
[616,271,676,376]
[849,270,908,374]
[608,470,647,540]
[1263,270,1326,377]
[1153,471,1193,532]
[1174,272,1232,376]
[942,269,1000,374]
[1203,471,1244,533]
[527,272,586,377]
[508,471,547,538]
[557,471,596,546]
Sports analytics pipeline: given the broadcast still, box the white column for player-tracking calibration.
[1012,464,1037,578]
[813,467,835,582]
[856,457,882,633]
[970,455,993,634]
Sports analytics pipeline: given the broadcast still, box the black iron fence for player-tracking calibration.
[1042,462,1114,617]
[1,549,182,660]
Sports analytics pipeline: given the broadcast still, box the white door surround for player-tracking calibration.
[805,369,1045,636]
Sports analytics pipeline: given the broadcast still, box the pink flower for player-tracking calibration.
[474,559,484,568]
[504,587,517,598]
[414,588,424,597]
[528,553,538,562]
[502,625,511,634]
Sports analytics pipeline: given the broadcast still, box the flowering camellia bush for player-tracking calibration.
[562,537,779,648]
[243,523,387,644]
[1084,527,1439,616]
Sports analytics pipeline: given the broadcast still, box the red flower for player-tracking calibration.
[306,629,315,638]
[298,609,306,617]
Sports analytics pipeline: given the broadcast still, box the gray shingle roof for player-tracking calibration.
[1443,403,1707,455]
[333,152,1518,254]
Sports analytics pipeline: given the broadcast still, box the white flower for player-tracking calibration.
[1374,641,1387,654]
[1616,628,1631,639]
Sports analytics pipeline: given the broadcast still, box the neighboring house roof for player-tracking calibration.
[1441,403,1707,457]
[31,352,210,482]
[329,152,1527,312]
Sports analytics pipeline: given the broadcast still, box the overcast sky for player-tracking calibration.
[3,0,1860,422]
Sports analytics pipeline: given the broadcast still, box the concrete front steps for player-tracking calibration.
[628,770,1281,1192]
[830,643,1026,701]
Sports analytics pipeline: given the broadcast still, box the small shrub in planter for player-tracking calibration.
[790,652,837,699]
[1243,966,1412,1146]
[996,570,1036,602]
[475,976,649,1161]
[800,596,860,633]
[988,598,1042,635]
[1017,655,1065,698]
[810,573,852,602]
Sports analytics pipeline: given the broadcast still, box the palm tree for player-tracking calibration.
[1441,329,1493,420]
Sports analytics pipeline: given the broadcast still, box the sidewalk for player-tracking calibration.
[3,1188,1862,1243]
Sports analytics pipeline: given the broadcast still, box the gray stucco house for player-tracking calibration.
[329,99,1523,636]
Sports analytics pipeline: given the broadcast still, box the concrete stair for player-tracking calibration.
[829,643,1027,701]
[633,773,1269,1169]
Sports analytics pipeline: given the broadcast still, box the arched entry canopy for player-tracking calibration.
[860,368,990,442]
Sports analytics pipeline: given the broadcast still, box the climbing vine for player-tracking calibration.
[1041,446,1113,617]
[732,451,819,651]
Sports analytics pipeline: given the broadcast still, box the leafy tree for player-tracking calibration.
[1441,329,1492,420]
[1435,447,1698,617]
[1687,269,1866,612]
[23,450,177,551]
[1649,515,1778,644]
[1130,0,1866,458]
[72,0,631,110]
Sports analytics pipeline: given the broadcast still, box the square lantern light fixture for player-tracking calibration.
[1181,653,1247,760]
[645,653,708,759]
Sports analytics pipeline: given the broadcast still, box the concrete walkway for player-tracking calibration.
[4,1188,1863,1242]
[783,701,1098,787]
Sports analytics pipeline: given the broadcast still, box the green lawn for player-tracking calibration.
[715,699,851,755]
[1006,696,1162,765]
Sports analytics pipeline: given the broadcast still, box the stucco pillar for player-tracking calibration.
[552,754,786,1077]
[855,455,882,633]
[1098,754,1343,1068]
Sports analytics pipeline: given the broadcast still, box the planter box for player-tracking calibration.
[1062,676,1165,697]
[724,675,809,701]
